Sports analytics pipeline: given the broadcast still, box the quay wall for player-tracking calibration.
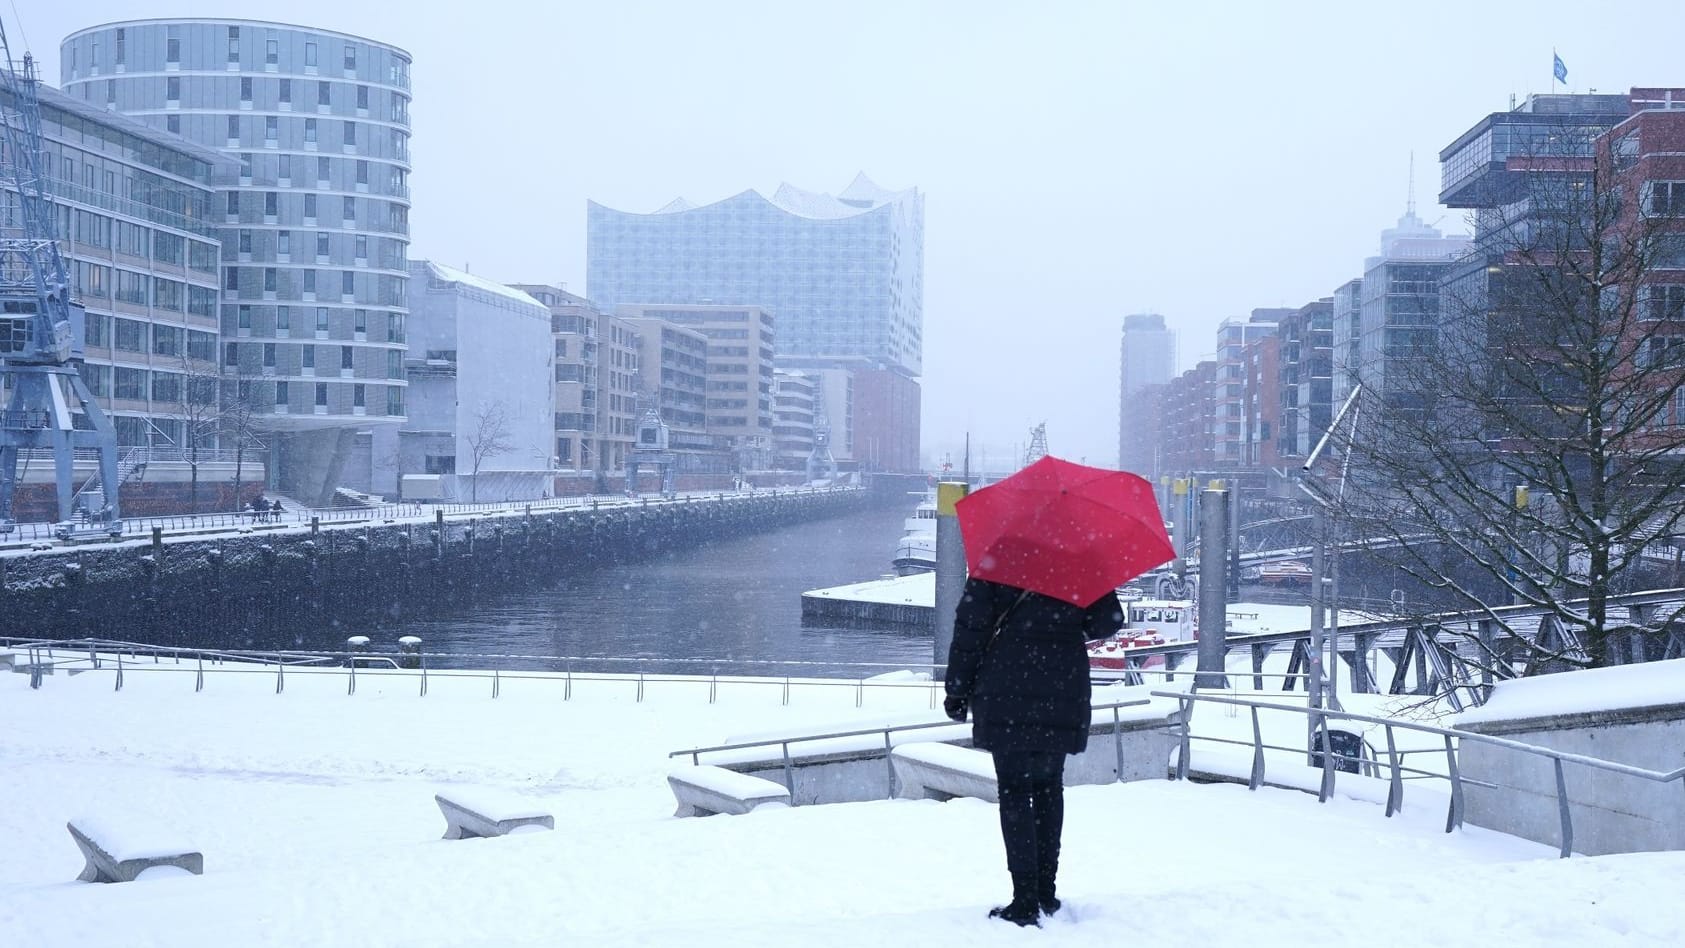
[0,488,869,648]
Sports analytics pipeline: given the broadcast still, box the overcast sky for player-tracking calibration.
[14,0,1683,471]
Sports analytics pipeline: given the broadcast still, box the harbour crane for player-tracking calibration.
[0,19,122,535]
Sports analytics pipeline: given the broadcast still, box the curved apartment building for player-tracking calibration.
[62,19,412,503]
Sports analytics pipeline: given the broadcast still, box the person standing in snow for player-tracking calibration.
[943,575,1123,927]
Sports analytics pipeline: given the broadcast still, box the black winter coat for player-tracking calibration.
[944,577,1124,754]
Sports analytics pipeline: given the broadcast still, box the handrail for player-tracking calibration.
[1150,689,1685,858]
[666,697,1155,802]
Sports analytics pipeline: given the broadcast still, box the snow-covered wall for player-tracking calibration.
[1455,659,1685,856]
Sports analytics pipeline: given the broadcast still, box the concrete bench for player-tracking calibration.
[434,792,554,840]
[667,765,791,817]
[67,819,203,883]
[891,743,998,802]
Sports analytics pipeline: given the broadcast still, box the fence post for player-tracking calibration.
[1249,706,1265,790]
[1443,734,1464,832]
[1385,726,1403,817]
[1553,757,1573,858]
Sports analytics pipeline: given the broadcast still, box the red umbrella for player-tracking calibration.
[955,456,1175,607]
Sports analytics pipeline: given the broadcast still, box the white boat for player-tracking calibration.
[890,494,938,575]
[1087,598,1194,676]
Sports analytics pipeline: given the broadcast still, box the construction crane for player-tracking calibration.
[0,19,122,535]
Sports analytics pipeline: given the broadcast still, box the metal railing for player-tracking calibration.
[667,697,1154,802]
[1153,689,1685,857]
[2,636,941,706]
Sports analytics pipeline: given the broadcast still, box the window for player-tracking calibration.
[154,280,184,313]
[387,349,403,378]
[277,305,291,330]
[343,121,356,147]
[114,367,146,400]
[278,155,291,181]
[353,309,367,334]
[275,381,289,405]
[115,28,125,65]
[318,156,331,183]
[264,192,277,217]
[226,191,240,216]
[356,85,369,111]
[388,312,404,343]
[242,77,253,103]
[227,115,240,140]
[303,270,316,295]
[343,196,355,223]
[166,37,180,64]
[277,230,291,257]
[224,342,238,366]
[167,115,180,134]
[304,194,317,220]
[318,81,331,107]
[264,268,277,293]
[317,307,330,332]
[354,235,367,260]
[302,344,315,368]
[114,318,144,351]
[166,76,180,102]
[343,45,357,71]
[84,313,109,347]
[356,160,368,187]
[266,39,278,66]
[240,230,255,259]
[239,153,253,180]
[265,116,277,142]
[227,26,240,64]
[279,78,292,105]
[238,305,252,329]
[304,118,317,143]
[187,330,214,362]
[315,382,329,406]
[152,324,181,355]
[1648,181,1685,217]
[353,384,365,408]
[1646,285,1685,321]
[189,286,215,316]
[152,372,181,403]
[387,386,404,416]
[263,342,276,367]
[425,455,456,475]
[342,271,355,296]
[342,345,355,370]
[317,231,330,257]
[305,42,318,67]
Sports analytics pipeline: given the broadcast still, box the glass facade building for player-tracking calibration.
[61,19,412,500]
[6,81,227,448]
[586,174,924,378]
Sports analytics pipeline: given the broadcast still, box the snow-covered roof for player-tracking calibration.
[422,261,546,311]
[1456,656,1685,726]
[631,174,918,221]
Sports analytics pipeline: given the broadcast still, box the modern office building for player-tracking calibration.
[618,316,715,468]
[587,174,924,471]
[2,81,244,516]
[511,284,641,485]
[614,303,774,468]
[377,262,551,502]
[62,19,414,504]
[1118,312,1175,474]
[771,369,817,470]
[1212,312,1282,470]
[1353,207,1470,411]
[1274,297,1333,464]
[1329,278,1363,410]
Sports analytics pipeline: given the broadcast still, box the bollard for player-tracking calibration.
[932,481,969,679]
[398,635,422,667]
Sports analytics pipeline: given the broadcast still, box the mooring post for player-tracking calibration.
[932,481,969,680]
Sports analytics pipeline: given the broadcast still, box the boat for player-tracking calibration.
[890,493,938,575]
[1087,598,1194,677]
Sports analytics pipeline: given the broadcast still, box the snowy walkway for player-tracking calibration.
[2,665,1681,946]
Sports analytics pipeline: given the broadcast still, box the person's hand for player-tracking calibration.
[943,695,968,722]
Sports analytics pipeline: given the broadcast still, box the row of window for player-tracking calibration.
[73,262,217,317]
[229,304,402,341]
[223,191,409,233]
[83,316,214,360]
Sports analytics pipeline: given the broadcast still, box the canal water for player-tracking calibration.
[350,501,933,676]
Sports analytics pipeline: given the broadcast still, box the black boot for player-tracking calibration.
[988,877,1041,927]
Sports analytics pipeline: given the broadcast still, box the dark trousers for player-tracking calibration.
[990,750,1066,897]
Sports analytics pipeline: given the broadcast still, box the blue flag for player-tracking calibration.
[1553,53,1567,85]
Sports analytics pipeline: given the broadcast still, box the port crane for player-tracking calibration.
[0,20,122,535]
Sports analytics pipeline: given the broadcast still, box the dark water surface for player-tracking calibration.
[350,503,933,676]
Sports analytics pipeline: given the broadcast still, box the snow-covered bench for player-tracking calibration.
[891,743,998,803]
[434,791,554,840]
[667,765,791,817]
[67,818,203,883]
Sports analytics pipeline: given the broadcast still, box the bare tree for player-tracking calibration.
[164,353,226,513]
[464,400,515,502]
[1329,117,1685,670]
[221,372,266,513]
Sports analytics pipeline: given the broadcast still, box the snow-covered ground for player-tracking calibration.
[3,661,1682,946]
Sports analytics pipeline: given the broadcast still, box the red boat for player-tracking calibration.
[1087,599,1194,677]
